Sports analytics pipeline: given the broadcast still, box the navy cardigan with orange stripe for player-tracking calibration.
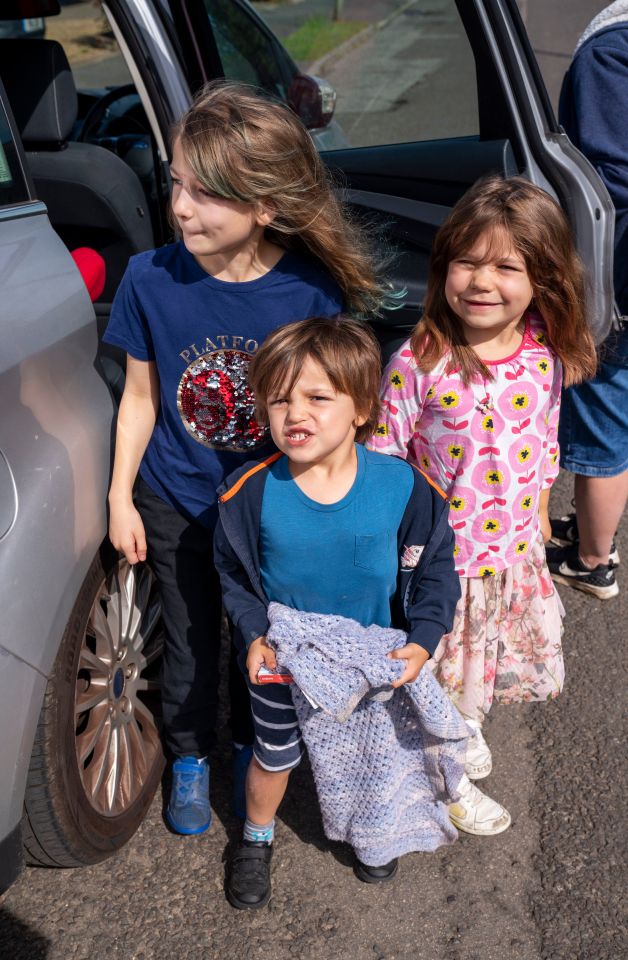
[214,452,461,663]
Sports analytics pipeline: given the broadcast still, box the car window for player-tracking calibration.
[46,1,132,88]
[0,96,29,206]
[202,0,295,100]
[304,0,478,148]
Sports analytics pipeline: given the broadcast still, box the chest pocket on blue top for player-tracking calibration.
[354,532,389,571]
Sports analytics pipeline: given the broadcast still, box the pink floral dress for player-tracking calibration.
[370,312,565,721]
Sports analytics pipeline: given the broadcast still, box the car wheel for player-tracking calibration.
[22,546,165,867]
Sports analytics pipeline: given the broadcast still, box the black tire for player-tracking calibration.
[22,545,165,868]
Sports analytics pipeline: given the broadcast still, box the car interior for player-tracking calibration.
[0,37,156,305]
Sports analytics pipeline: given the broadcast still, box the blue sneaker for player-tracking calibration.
[166,756,211,835]
[232,744,253,819]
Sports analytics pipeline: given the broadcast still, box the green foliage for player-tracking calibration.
[283,16,367,64]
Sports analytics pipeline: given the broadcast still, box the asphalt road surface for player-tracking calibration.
[1,470,625,960]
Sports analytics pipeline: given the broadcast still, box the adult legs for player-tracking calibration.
[575,472,628,568]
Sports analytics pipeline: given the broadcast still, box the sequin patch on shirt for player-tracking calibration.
[177,349,268,451]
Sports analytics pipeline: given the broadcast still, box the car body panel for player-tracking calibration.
[0,207,113,677]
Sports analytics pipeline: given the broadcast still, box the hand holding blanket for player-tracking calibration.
[267,603,470,867]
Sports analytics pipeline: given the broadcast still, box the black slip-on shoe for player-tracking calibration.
[547,545,619,600]
[227,841,273,909]
[354,857,399,884]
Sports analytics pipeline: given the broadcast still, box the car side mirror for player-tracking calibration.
[288,74,337,131]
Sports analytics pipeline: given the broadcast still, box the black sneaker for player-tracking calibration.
[550,512,620,564]
[354,857,398,884]
[546,545,618,600]
[227,841,273,910]
[549,511,578,547]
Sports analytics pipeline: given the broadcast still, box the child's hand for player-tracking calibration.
[388,643,430,687]
[247,635,277,685]
[109,499,147,565]
[539,489,552,543]
[540,508,552,543]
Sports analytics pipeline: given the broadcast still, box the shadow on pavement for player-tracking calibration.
[0,905,51,960]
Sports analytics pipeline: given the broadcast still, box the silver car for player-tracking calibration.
[0,0,615,893]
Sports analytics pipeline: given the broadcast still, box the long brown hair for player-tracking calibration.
[411,175,597,386]
[249,315,381,443]
[172,81,390,316]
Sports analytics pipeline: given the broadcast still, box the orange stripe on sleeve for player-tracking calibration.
[410,462,448,500]
[219,451,283,503]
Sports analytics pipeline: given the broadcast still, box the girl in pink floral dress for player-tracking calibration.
[371,176,597,835]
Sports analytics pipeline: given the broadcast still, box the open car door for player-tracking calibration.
[318,0,614,354]
[107,0,614,357]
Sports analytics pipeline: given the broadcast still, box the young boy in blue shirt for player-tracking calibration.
[214,316,462,908]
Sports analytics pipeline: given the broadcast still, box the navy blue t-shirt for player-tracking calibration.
[103,242,343,527]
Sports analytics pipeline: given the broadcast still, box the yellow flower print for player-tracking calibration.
[533,330,546,345]
[375,423,389,437]
[485,469,504,486]
[482,414,495,432]
[478,565,496,578]
[536,358,550,376]
[420,454,431,470]
[517,445,532,463]
[453,544,460,558]
[514,541,529,556]
[511,392,530,412]
[450,496,466,512]
[447,443,464,460]
[426,385,435,400]
[439,391,460,409]
[482,518,501,534]
[520,494,535,512]
[389,369,405,390]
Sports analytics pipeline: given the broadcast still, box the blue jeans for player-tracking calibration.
[558,325,628,478]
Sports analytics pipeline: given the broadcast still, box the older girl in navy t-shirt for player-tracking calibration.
[104,81,392,836]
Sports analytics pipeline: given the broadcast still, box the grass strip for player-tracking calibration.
[283,16,367,64]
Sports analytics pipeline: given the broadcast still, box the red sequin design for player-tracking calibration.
[177,349,268,451]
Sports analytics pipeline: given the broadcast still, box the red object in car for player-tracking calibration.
[71,247,106,303]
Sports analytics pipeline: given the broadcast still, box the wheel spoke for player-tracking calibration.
[134,696,160,732]
[115,725,134,810]
[89,599,116,665]
[135,678,161,693]
[78,647,109,676]
[75,680,109,716]
[126,718,149,789]
[82,716,114,808]
[131,596,161,655]
[104,725,122,814]
[120,562,141,643]
[76,703,109,765]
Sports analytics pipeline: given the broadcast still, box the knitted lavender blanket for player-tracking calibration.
[266,603,469,867]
